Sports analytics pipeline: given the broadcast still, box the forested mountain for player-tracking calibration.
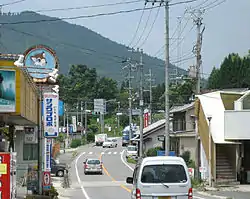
[0,11,187,83]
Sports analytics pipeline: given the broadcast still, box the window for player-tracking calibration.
[127,146,137,151]
[87,159,100,164]
[23,144,38,161]
[141,164,187,183]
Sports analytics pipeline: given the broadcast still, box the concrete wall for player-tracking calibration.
[143,128,164,153]
[185,108,195,131]
[179,137,196,161]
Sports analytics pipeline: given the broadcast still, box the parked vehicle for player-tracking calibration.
[126,156,192,199]
[125,145,138,158]
[51,158,67,177]
[95,134,107,146]
[84,158,103,175]
[103,137,118,148]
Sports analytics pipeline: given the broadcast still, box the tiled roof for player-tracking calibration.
[170,102,195,113]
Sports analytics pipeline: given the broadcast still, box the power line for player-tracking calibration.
[127,4,146,47]
[203,0,227,10]
[0,0,26,7]
[138,6,161,48]
[0,6,161,25]
[132,5,154,48]
[31,0,144,13]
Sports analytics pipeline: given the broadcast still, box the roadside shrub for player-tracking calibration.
[146,146,163,157]
[70,139,81,148]
[180,150,192,166]
[86,132,95,143]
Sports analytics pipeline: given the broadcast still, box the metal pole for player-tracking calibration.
[208,117,212,187]
[139,49,144,157]
[128,63,133,141]
[76,101,79,124]
[101,113,104,133]
[81,101,83,136]
[66,109,69,148]
[164,0,170,156]
[38,85,43,195]
[117,102,120,130]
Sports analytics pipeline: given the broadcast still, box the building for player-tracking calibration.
[0,54,40,179]
[140,102,196,160]
[195,89,250,184]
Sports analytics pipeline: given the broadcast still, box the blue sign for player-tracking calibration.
[43,93,59,137]
[42,100,64,116]
[23,45,58,81]
[157,150,176,156]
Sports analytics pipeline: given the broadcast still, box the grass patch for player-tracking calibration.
[191,178,205,189]
[127,157,137,164]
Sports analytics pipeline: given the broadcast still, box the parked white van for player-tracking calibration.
[126,156,192,199]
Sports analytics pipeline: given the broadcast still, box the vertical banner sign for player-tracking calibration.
[144,112,149,128]
[44,138,52,172]
[43,92,59,137]
[72,116,77,133]
[0,152,10,199]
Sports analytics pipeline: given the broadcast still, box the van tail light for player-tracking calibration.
[100,164,103,169]
[188,188,193,199]
[84,164,88,169]
[136,188,141,199]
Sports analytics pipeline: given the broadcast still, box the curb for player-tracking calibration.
[196,191,229,199]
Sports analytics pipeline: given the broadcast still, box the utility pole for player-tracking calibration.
[117,101,120,130]
[84,101,88,134]
[81,101,83,136]
[138,48,144,157]
[76,101,79,124]
[144,0,170,155]
[145,69,154,125]
[191,8,205,181]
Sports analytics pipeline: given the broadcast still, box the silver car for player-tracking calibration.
[84,159,103,175]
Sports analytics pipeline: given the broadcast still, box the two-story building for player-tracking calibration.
[195,89,250,185]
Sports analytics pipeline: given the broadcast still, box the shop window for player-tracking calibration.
[23,144,38,161]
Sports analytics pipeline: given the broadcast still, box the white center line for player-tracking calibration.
[89,152,93,154]
[101,152,105,154]
[108,152,112,154]
[113,152,117,154]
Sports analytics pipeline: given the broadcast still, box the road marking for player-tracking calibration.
[120,152,123,154]
[120,150,134,171]
[108,152,111,154]
[99,153,132,193]
[88,152,93,154]
[82,152,86,154]
[101,152,105,154]
[113,152,117,154]
[75,152,91,199]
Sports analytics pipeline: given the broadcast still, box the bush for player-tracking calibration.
[70,139,81,148]
[180,151,194,166]
[146,147,163,157]
[86,132,95,143]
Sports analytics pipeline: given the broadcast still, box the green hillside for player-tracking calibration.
[0,11,187,83]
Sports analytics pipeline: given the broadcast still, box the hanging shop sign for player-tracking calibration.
[44,138,52,172]
[43,92,59,137]
[23,45,59,84]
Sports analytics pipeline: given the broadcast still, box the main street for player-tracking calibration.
[58,139,224,199]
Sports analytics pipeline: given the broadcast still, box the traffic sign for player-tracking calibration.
[43,171,51,190]
[94,99,106,114]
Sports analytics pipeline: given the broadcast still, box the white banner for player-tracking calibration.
[43,92,59,137]
[72,116,77,132]
[44,138,52,171]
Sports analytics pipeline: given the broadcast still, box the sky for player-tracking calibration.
[2,0,250,79]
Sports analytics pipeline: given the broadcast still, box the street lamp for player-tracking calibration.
[207,115,212,187]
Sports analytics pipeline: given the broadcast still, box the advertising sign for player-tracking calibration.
[144,112,149,128]
[41,100,64,116]
[23,45,59,83]
[43,92,59,137]
[43,171,51,190]
[72,116,77,132]
[44,138,52,171]
[0,70,16,113]
[0,152,10,199]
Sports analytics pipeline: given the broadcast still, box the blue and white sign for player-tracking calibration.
[42,100,64,116]
[44,138,52,171]
[43,92,59,137]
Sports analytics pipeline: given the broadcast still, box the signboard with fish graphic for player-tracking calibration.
[23,45,59,84]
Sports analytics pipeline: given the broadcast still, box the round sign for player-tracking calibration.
[23,45,59,82]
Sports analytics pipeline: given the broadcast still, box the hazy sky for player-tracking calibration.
[2,0,250,78]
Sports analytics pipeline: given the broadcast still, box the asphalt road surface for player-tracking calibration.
[61,139,226,199]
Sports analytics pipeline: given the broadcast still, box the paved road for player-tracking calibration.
[59,140,231,199]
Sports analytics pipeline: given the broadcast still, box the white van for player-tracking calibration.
[126,156,192,199]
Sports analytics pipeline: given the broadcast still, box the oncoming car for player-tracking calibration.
[103,138,117,148]
[84,159,103,175]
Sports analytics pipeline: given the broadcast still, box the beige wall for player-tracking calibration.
[179,137,196,161]
[143,128,164,153]
[185,108,195,131]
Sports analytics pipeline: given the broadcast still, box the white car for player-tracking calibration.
[102,138,117,148]
[125,145,138,158]
[126,156,192,199]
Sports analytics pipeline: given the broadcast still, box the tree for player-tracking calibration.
[208,67,220,89]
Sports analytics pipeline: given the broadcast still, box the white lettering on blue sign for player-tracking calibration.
[46,99,53,127]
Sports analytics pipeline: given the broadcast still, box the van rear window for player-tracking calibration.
[141,164,187,183]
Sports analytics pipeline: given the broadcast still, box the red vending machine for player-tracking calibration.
[0,152,11,199]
